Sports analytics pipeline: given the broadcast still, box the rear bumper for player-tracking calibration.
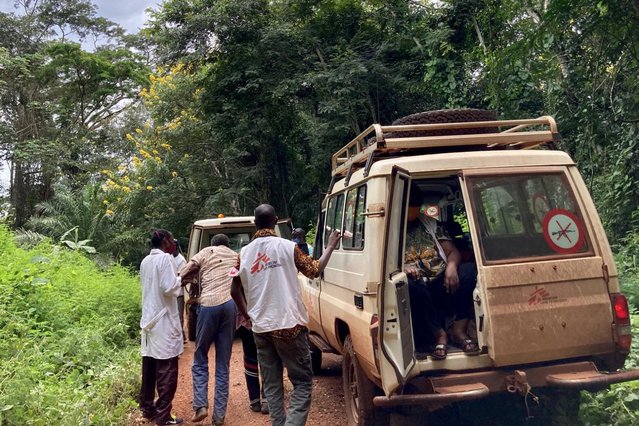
[373,361,639,407]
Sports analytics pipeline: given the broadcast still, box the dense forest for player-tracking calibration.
[1,0,639,424]
[0,0,637,265]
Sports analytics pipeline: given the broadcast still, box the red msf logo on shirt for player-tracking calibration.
[250,252,282,275]
[251,253,270,274]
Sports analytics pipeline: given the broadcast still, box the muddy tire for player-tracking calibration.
[343,335,389,426]
[310,343,322,375]
[390,109,498,138]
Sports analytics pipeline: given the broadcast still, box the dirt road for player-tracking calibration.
[130,338,347,425]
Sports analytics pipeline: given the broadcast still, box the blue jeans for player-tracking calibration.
[192,300,237,421]
[254,328,312,426]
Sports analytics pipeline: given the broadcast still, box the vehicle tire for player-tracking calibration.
[187,303,198,342]
[390,109,498,138]
[343,335,389,426]
[310,343,322,375]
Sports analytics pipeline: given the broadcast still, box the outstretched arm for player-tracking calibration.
[295,230,341,279]
[317,230,341,275]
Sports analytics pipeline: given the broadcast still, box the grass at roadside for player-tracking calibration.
[0,225,141,425]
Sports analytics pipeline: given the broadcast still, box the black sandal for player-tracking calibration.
[452,337,481,355]
[430,343,447,360]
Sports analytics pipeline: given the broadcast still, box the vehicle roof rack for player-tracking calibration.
[331,116,560,181]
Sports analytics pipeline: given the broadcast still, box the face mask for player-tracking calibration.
[163,240,176,254]
[292,237,302,244]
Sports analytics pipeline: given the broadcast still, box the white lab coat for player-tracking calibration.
[139,249,184,359]
[174,253,186,297]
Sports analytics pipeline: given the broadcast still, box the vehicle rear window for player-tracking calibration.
[468,173,592,262]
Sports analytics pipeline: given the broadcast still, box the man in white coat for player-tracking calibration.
[172,239,187,343]
[139,229,184,425]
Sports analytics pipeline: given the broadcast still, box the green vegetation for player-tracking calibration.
[0,225,141,424]
[581,320,639,425]
[0,0,638,424]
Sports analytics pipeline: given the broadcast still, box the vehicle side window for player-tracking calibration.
[324,194,344,249]
[342,185,367,250]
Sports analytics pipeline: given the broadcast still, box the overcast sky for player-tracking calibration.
[1,0,161,192]
[0,0,161,33]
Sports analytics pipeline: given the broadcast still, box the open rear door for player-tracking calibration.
[378,166,417,395]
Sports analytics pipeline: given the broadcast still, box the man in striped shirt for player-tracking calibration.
[180,234,238,426]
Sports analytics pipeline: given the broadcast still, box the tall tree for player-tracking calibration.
[0,0,149,227]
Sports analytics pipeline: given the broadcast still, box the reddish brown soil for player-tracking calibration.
[129,339,347,426]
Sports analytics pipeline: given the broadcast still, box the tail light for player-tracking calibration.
[611,293,632,352]
[370,314,380,371]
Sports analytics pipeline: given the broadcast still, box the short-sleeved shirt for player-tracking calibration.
[181,246,239,307]
[404,217,451,279]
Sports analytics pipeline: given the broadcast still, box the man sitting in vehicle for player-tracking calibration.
[404,189,479,359]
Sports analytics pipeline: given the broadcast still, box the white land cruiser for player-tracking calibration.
[300,109,639,425]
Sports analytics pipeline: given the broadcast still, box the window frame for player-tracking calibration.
[342,184,367,251]
[465,169,595,265]
[324,192,345,250]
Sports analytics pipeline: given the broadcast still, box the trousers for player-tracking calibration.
[139,356,179,425]
[192,300,237,421]
[254,328,312,426]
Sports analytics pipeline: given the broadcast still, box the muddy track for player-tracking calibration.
[129,338,347,426]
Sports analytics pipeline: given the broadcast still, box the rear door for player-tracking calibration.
[462,167,615,366]
[378,166,417,395]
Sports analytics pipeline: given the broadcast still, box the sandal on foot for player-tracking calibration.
[452,338,481,355]
[430,344,447,360]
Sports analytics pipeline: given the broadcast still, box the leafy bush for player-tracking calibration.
[580,318,639,426]
[0,225,142,425]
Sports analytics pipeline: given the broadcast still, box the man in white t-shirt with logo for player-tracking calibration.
[231,204,340,426]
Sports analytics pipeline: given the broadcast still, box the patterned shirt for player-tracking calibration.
[181,245,239,307]
[404,217,451,279]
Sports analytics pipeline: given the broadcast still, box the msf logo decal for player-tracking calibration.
[528,286,561,306]
[250,252,281,275]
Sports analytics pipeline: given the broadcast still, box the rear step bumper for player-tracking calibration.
[547,368,639,389]
[373,361,639,407]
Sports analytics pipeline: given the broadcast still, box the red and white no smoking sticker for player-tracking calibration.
[542,209,585,254]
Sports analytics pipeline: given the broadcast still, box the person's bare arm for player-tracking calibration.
[231,277,249,320]
[317,230,341,275]
[441,240,461,292]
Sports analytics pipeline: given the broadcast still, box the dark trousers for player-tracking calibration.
[177,295,185,341]
[139,356,179,425]
[408,276,442,351]
[408,262,477,350]
[237,325,265,406]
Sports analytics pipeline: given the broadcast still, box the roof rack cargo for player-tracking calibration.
[331,116,560,183]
